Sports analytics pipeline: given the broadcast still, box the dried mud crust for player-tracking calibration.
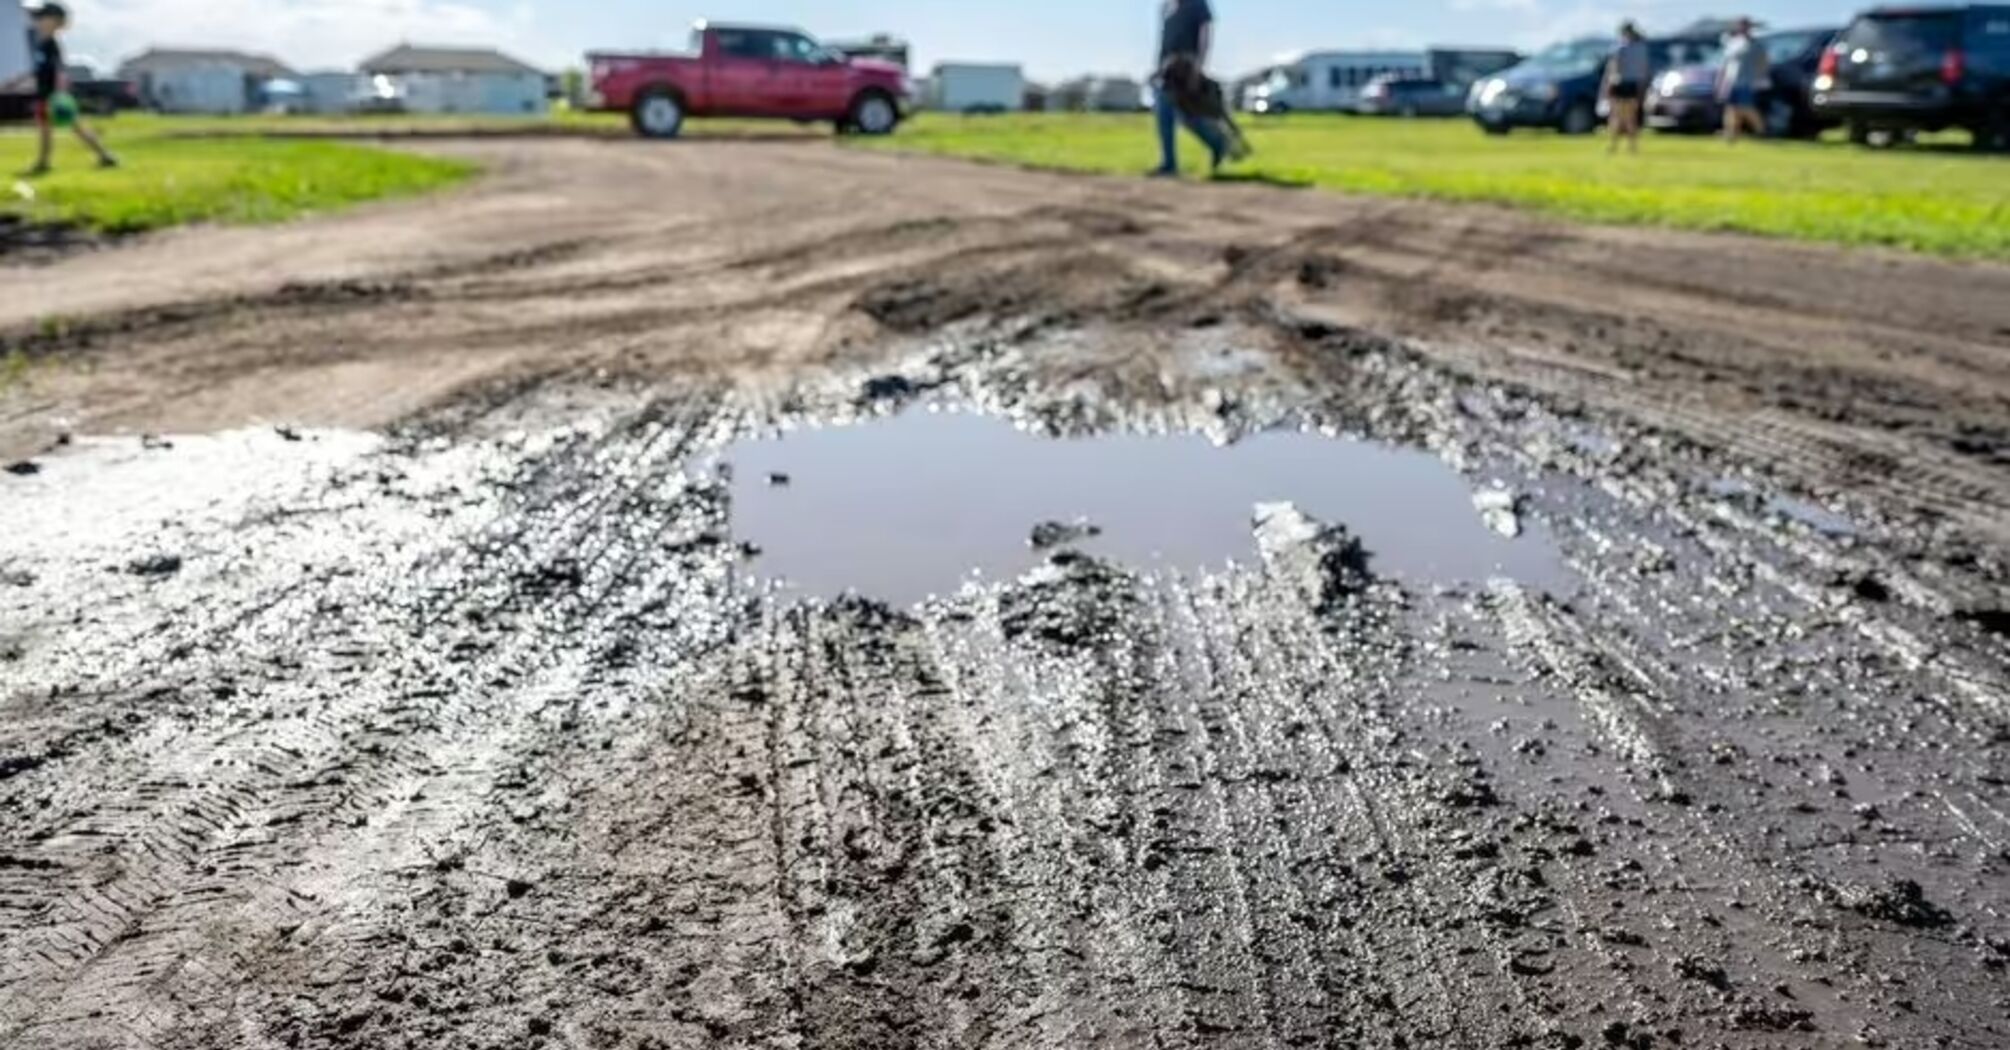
[0,215,107,265]
[0,141,2009,1049]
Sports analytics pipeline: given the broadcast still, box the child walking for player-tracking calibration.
[23,4,118,176]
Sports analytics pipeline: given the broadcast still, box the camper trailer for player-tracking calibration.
[1247,51,1430,113]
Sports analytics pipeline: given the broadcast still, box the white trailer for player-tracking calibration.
[1248,51,1431,113]
[928,63,1024,114]
[1,3,31,92]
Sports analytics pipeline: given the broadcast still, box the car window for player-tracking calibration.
[1653,40,1722,68]
[1974,13,2010,55]
[1761,31,1826,64]
[1526,38,1615,77]
[714,30,777,61]
[1841,14,1961,59]
[772,34,829,64]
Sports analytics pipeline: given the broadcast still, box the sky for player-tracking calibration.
[59,0,1854,80]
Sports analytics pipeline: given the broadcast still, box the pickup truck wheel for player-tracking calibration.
[850,93,900,136]
[632,90,685,140]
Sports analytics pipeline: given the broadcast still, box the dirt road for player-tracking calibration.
[3,138,2010,1049]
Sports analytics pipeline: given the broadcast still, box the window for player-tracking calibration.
[773,34,830,64]
[1841,14,1962,61]
[1330,67,1343,89]
[1761,31,1825,65]
[715,30,774,61]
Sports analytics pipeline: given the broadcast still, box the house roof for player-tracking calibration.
[118,48,297,78]
[360,45,546,77]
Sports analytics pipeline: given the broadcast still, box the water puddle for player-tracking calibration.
[723,409,1570,605]
[1709,477,1857,537]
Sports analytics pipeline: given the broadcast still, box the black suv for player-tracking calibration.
[1812,5,2010,149]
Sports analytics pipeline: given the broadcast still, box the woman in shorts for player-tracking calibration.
[1603,22,1650,154]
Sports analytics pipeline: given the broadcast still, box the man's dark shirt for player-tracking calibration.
[31,31,61,99]
[1160,0,1213,62]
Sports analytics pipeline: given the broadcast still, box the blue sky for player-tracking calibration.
[66,0,1853,80]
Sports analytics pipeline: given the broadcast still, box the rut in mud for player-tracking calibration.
[3,140,2010,1049]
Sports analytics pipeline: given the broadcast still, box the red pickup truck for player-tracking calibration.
[589,22,910,139]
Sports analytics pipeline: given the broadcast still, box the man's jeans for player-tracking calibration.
[1155,89,1228,173]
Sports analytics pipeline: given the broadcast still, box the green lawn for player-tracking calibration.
[858,113,2010,261]
[2,114,476,235]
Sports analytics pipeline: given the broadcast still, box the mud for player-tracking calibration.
[2,138,2010,1049]
[0,215,105,265]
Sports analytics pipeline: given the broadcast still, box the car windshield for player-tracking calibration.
[1841,13,1961,59]
[1523,39,1612,77]
[1653,39,1723,67]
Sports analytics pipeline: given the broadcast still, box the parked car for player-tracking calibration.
[589,20,910,139]
[1647,27,1840,137]
[1357,75,1469,117]
[1468,37,1614,133]
[1812,5,2010,150]
[1470,31,1720,134]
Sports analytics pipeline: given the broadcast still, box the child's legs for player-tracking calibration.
[32,102,54,168]
[70,118,113,160]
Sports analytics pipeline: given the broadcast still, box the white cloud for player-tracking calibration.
[63,0,554,73]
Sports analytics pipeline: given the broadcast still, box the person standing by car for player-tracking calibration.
[18,4,118,176]
[1150,0,1232,176]
[1717,18,1771,143]
[1602,22,1651,153]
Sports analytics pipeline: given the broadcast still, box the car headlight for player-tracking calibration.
[1477,79,1508,106]
[1657,71,1686,95]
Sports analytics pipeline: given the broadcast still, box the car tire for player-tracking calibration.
[849,91,900,137]
[1848,120,1872,146]
[1975,118,2010,153]
[1560,102,1598,135]
[631,89,685,140]
[1764,98,1796,138]
[1480,121,1510,136]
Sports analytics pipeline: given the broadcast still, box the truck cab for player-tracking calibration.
[590,21,911,139]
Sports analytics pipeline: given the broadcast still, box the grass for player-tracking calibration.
[856,113,2010,261]
[1,113,476,235]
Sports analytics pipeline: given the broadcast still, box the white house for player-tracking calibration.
[926,64,1025,114]
[0,4,30,90]
[1053,76,1145,112]
[359,45,548,116]
[118,48,297,114]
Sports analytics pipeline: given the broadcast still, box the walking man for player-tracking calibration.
[1718,17,1770,143]
[22,4,119,176]
[1150,0,1231,177]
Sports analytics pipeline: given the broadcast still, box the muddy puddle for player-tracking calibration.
[723,408,1569,605]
